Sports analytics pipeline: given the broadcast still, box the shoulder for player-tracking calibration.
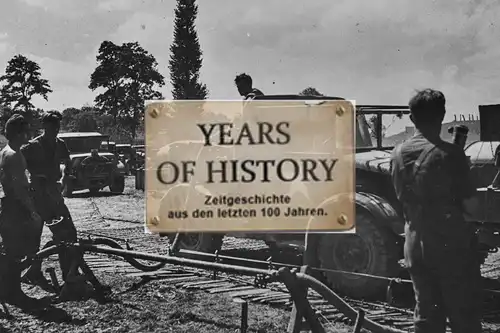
[391,137,419,157]
[419,140,468,172]
[390,143,402,159]
[1,146,22,166]
[389,140,412,169]
[433,139,464,159]
[1,146,15,159]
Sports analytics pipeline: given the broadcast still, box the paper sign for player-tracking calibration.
[144,99,355,233]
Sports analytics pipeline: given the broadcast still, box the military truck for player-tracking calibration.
[154,95,500,300]
[58,132,127,197]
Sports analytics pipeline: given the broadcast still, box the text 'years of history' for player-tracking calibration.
[145,100,355,232]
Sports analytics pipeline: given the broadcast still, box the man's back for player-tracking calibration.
[0,145,29,199]
[21,135,69,182]
[391,132,476,249]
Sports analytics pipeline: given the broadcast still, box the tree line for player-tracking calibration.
[0,0,208,144]
[0,0,332,144]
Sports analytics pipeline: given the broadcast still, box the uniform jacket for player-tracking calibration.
[390,130,477,266]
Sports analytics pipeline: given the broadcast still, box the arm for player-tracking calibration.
[450,148,478,217]
[59,140,72,175]
[3,152,38,214]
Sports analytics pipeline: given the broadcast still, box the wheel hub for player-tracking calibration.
[332,235,371,275]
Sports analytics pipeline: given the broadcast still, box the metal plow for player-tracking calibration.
[19,235,500,333]
[26,237,410,333]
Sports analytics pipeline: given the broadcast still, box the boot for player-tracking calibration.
[3,260,48,310]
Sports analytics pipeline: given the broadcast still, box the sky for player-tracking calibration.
[1,0,499,124]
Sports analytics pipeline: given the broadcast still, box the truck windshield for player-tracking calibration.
[63,137,105,154]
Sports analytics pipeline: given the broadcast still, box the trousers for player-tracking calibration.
[30,180,77,243]
[0,196,43,260]
[405,225,483,333]
[29,180,77,281]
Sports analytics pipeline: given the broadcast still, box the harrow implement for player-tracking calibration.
[14,233,500,333]
[23,237,408,333]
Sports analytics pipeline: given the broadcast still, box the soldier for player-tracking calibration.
[21,110,78,289]
[234,73,264,100]
[390,89,482,333]
[0,114,46,308]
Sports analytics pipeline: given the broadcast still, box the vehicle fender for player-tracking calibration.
[355,192,404,236]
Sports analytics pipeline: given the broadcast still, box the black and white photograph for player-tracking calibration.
[0,0,500,332]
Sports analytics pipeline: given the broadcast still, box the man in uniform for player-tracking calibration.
[0,114,46,308]
[234,73,264,100]
[390,89,482,333]
[21,110,78,288]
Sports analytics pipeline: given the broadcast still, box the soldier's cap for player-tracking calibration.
[4,113,29,140]
[42,110,63,124]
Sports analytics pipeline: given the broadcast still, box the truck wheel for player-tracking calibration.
[110,176,125,194]
[166,233,224,259]
[318,208,401,300]
[159,185,224,258]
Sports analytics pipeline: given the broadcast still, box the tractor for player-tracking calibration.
[153,95,500,300]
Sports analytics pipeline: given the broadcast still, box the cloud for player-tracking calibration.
[0,42,10,56]
[0,0,499,119]
[3,1,130,63]
[191,0,500,120]
[31,85,96,111]
[27,54,93,88]
[97,0,138,12]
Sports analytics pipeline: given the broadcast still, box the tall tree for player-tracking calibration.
[299,87,323,96]
[89,41,165,138]
[168,0,209,99]
[0,54,52,113]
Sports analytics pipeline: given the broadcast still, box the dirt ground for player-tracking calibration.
[1,176,499,332]
[0,177,353,333]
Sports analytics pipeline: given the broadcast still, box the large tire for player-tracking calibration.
[166,233,224,259]
[158,185,224,258]
[318,203,401,300]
